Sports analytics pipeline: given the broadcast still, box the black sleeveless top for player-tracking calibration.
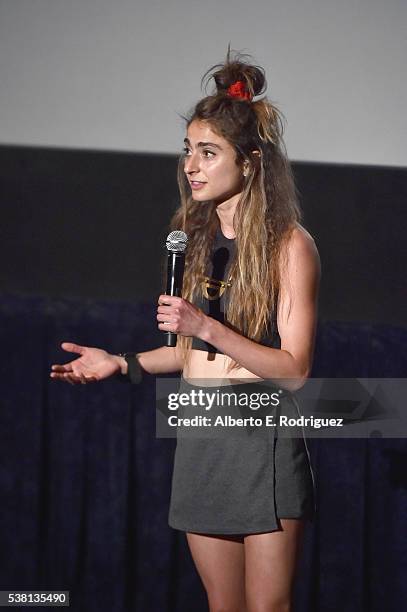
[191,227,281,353]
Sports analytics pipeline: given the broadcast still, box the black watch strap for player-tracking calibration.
[117,352,142,384]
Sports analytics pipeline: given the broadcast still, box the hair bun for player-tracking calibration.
[202,49,266,99]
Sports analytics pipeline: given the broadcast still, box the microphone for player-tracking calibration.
[164,230,188,347]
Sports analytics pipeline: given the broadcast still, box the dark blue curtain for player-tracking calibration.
[1,294,406,611]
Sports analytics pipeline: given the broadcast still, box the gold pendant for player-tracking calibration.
[201,276,232,300]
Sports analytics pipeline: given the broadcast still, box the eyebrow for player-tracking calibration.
[183,138,222,150]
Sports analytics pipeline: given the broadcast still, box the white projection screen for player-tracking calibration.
[0,0,406,167]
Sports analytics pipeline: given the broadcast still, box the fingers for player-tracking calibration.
[49,371,77,383]
[50,364,74,373]
[158,294,183,306]
[157,297,178,329]
[157,313,173,323]
[157,309,175,329]
[156,295,196,334]
[61,342,85,355]
[157,305,173,314]
[49,371,98,384]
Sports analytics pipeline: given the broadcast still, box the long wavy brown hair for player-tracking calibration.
[170,49,302,371]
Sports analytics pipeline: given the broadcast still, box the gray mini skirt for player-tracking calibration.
[168,378,316,535]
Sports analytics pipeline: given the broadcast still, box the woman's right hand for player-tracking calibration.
[50,342,124,385]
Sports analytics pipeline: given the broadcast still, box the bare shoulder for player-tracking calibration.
[284,223,320,269]
[289,223,318,254]
[279,223,321,289]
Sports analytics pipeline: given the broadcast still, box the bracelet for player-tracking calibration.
[117,352,142,384]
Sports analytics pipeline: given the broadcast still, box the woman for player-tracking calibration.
[51,50,320,612]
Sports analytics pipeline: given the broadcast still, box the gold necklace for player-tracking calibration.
[201,275,233,300]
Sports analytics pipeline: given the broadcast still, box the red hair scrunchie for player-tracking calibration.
[227,80,253,102]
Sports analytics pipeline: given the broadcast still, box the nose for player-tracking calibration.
[184,150,200,175]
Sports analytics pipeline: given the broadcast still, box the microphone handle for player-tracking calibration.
[165,251,185,347]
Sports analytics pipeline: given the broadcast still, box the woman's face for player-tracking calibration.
[183,120,244,204]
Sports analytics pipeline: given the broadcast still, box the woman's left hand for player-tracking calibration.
[157,295,208,338]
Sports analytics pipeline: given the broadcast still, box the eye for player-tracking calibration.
[202,150,215,158]
[182,147,191,156]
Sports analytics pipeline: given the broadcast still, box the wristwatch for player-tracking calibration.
[117,352,142,384]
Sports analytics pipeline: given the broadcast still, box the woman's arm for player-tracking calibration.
[157,227,320,390]
[204,228,320,386]
[50,342,184,384]
[114,345,184,376]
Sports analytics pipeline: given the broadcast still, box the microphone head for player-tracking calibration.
[166,230,188,253]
